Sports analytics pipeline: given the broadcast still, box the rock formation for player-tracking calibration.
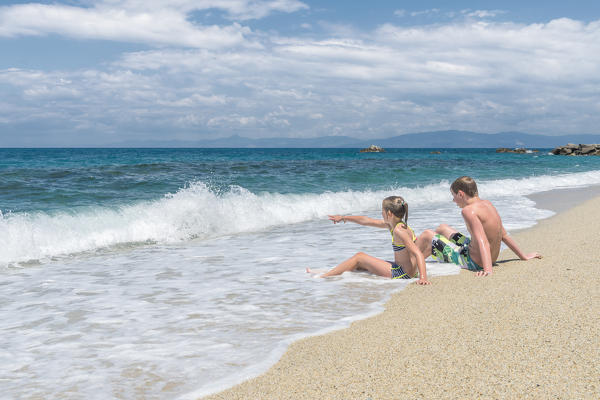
[496,148,538,154]
[551,143,600,155]
[360,145,385,153]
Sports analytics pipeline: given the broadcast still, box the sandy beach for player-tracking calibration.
[204,193,600,399]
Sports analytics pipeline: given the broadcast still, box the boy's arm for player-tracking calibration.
[462,208,493,275]
[328,215,388,228]
[501,227,542,260]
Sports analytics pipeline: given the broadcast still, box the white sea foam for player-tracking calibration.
[0,217,458,400]
[1,170,600,266]
[2,169,599,399]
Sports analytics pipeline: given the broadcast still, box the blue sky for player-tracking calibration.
[1,1,600,146]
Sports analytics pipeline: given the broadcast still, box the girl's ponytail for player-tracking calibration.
[383,196,408,226]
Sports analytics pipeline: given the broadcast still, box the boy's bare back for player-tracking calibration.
[462,198,504,265]
[439,175,542,275]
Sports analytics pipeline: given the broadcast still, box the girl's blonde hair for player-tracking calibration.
[382,196,408,226]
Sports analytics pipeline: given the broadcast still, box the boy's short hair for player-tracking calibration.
[451,176,478,197]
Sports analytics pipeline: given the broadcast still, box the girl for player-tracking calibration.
[309,196,431,285]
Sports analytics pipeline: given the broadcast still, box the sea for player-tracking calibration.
[2,148,600,399]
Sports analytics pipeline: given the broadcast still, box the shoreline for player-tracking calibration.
[202,188,600,399]
[526,184,600,213]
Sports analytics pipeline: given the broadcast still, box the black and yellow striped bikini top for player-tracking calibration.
[391,222,416,252]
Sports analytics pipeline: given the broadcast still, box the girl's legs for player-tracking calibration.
[320,252,392,278]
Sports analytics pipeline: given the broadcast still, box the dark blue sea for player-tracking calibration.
[2,148,600,399]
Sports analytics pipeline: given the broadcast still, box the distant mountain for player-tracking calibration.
[369,131,600,148]
[109,131,600,148]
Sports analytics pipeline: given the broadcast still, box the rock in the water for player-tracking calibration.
[495,147,536,154]
[360,145,385,153]
[551,144,600,156]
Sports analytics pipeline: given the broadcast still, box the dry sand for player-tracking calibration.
[204,196,600,399]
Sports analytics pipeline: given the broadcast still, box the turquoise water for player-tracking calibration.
[2,148,598,214]
[1,148,600,399]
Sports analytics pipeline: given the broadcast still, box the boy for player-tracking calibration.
[419,176,542,276]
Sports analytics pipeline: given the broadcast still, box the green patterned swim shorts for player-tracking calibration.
[431,232,482,271]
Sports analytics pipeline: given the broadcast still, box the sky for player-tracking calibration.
[1,1,600,146]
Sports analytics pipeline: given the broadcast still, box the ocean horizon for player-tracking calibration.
[2,147,600,399]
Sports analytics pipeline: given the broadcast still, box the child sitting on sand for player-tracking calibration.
[308,196,431,285]
[417,176,542,276]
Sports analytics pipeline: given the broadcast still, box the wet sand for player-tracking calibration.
[527,184,600,213]
[203,193,600,399]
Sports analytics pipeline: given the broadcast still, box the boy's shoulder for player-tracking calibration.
[477,198,497,212]
[465,199,501,225]
[463,198,495,215]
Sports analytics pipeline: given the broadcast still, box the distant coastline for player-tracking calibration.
[104,130,600,149]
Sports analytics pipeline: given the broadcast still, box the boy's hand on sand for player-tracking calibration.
[523,252,542,260]
[416,278,431,285]
[328,215,344,224]
[476,270,492,277]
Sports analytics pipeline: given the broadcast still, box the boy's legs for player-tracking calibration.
[429,227,482,271]
[416,229,435,258]
[418,227,459,263]
[435,223,458,239]
[428,223,469,266]
[435,223,470,247]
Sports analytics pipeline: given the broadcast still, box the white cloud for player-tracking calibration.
[410,9,440,17]
[207,114,260,127]
[0,0,308,47]
[405,8,506,22]
[162,94,228,107]
[464,9,506,19]
[2,17,600,143]
[199,0,309,20]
